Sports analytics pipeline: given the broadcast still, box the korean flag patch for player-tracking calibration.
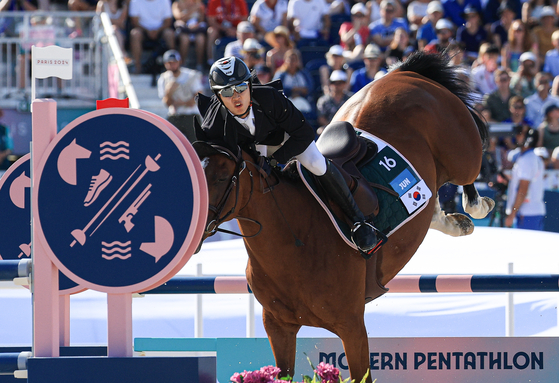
[400,180,431,214]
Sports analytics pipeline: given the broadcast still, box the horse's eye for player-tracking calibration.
[217,177,228,183]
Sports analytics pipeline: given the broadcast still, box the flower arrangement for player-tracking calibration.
[230,361,374,383]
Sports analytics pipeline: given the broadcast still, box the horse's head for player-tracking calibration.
[193,141,256,248]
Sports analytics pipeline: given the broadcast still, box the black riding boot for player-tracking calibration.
[317,160,378,254]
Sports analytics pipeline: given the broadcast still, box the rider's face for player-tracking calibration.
[219,86,251,116]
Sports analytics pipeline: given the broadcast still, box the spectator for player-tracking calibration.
[511,52,538,99]
[250,0,288,40]
[97,0,129,62]
[483,68,517,123]
[0,109,12,171]
[406,0,430,32]
[456,5,487,64]
[525,71,559,127]
[424,18,454,54]
[536,103,559,153]
[470,43,499,95]
[265,25,294,74]
[489,2,516,50]
[503,96,533,151]
[505,127,546,230]
[320,45,351,96]
[367,0,382,24]
[522,0,553,30]
[441,0,482,27]
[129,0,175,74]
[69,0,99,36]
[157,50,203,141]
[339,3,369,57]
[385,27,411,66]
[317,70,353,133]
[287,0,330,42]
[416,1,443,50]
[532,6,558,65]
[206,0,249,65]
[369,0,409,52]
[173,0,207,71]
[241,38,265,70]
[501,19,537,73]
[543,30,559,78]
[224,21,255,59]
[484,0,520,29]
[272,48,314,112]
[255,63,273,83]
[350,43,384,93]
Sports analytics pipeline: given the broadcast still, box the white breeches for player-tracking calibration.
[295,141,327,176]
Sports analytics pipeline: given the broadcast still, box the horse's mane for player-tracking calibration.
[391,51,489,150]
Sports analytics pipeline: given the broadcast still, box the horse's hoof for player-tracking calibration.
[448,213,474,236]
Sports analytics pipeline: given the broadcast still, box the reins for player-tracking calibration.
[204,146,262,239]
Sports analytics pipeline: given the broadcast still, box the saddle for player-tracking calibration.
[316,121,383,219]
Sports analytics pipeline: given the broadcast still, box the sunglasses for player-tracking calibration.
[219,82,249,97]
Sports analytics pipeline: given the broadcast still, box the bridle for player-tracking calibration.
[203,145,262,239]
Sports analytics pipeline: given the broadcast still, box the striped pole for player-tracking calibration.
[0,352,30,375]
[0,260,31,282]
[141,274,559,295]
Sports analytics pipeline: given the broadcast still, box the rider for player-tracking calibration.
[195,56,378,255]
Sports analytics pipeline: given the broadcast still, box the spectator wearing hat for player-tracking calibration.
[441,0,482,27]
[505,127,546,230]
[456,5,487,64]
[241,38,265,70]
[424,18,454,54]
[287,0,331,42]
[224,21,255,59]
[250,0,288,40]
[417,1,443,50]
[407,0,431,31]
[522,0,554,30]
[525,71,559,128]
[501,20,537,73]
[317,70,353,134]
[532,6,559,64]
[489,2,516,50]
[369,0,409,52]
[129,0,176,74]
[157,50,204,141]
[206,0,249,65]
[470,43,500,95]
[173,0,207,71]
[511,52,538,98]
[350,43,385,93]
[320,45,352,96]
[543,30,559,78]
[339,3,370,55]
[255,64,273,83]
[536,102,559,153]
[265,25,294,74]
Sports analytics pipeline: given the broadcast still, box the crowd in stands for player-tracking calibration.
[7,0,559,227]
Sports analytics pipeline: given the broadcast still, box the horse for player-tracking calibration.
[193,51,494,382]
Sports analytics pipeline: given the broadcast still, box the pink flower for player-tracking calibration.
[231,372,243,383]
[260,366,281,381]
[315,362,340,383]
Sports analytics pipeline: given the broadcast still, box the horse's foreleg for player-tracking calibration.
[462,184,495,219]
[338,322,372,383]
[430,194,474,236]
[262,309,301,378]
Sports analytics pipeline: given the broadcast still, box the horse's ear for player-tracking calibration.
[192,141,222,159]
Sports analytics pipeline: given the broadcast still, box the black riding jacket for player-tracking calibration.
[195,83,315,164]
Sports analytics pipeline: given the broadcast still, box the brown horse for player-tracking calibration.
[193,52,494,382]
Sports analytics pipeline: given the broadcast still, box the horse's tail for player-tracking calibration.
[391,51,489,150]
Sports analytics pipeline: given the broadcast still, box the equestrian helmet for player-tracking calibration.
[209,57,252,92]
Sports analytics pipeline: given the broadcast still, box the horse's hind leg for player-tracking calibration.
[263,309,301,378]
[462,184,495,219]
[430,194,475,236]
[337,321,372,383]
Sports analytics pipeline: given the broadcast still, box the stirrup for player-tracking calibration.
[351,222,387,259]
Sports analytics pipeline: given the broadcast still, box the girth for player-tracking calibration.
[316,121,383,218]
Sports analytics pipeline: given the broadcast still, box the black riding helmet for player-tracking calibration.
[209,57,252,93]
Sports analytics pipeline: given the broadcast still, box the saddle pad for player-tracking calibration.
[297,129,432,251]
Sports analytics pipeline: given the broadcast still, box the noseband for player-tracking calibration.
[204,145,261,238]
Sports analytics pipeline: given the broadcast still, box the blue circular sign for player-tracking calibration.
[34,109,207,293]
[0,155,81,293]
